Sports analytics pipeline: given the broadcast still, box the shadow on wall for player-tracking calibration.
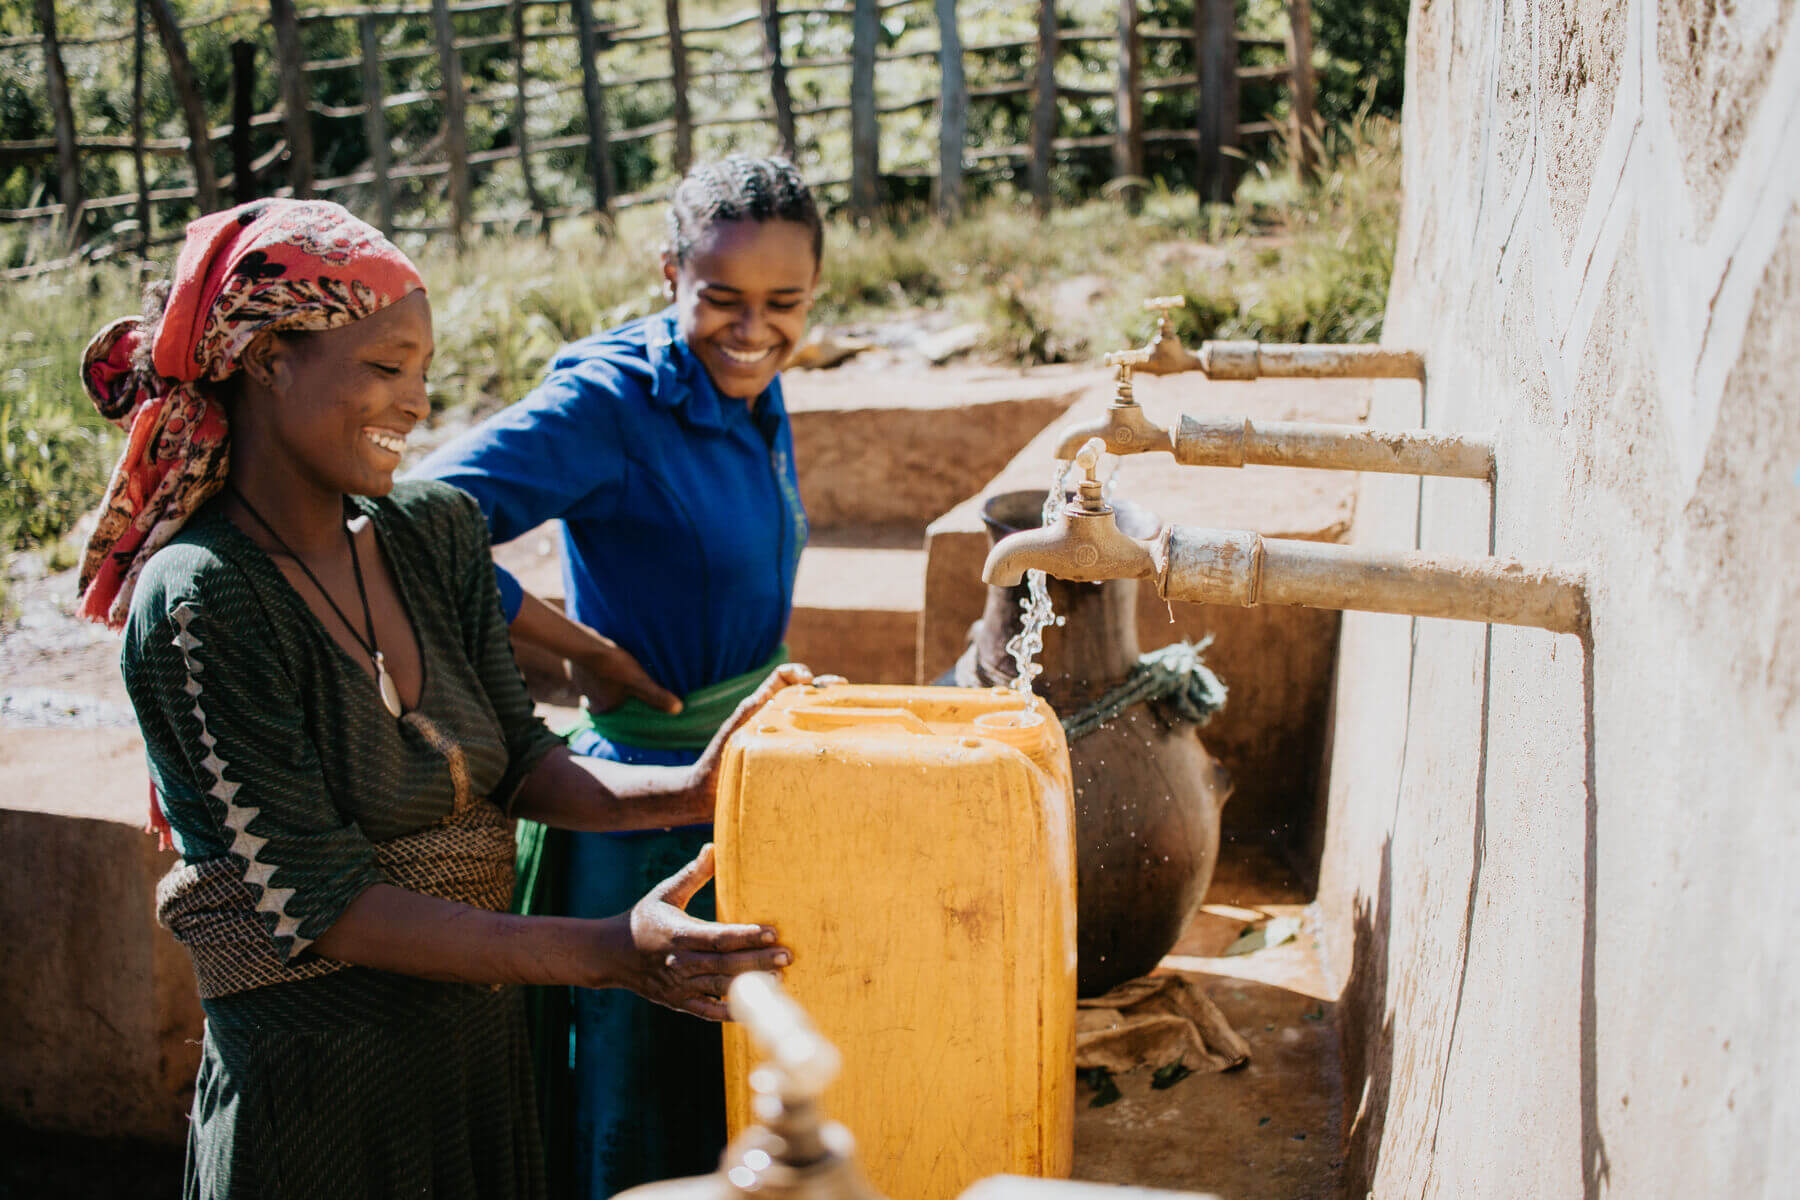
[1340,834,1395,1193]
[1580,634,1609,1200]
[1334,638,1608,1199]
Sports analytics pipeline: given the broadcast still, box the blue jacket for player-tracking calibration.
[417,307,807,698]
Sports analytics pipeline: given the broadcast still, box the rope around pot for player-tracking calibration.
[1060,640,1228,743]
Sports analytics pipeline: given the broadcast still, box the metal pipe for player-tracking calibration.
[1053,406,1493,480]
[1173,415,1494,479]
[1158,527,1588,634]
[982,442,1586,634]
[1197,339,1425,381]
[1120,297,1426,380]
[962,1180,1223,1200]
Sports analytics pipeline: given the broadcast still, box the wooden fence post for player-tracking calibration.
[934,0,965,221]
[35,0,85,248]
[850,0,879,219]
[231,41,258,206]
[761,0,796,161]
[134,0,151,254]
[665,0,693,174]
[1285,0,1318,182]
[356,18,395,232]
[431,0,471,249]
[1030,0,1056,216]
[147,0,219,212]
[1113,0,1143,212]
[510,0,548,234]
[571,0,614,218]
[268,0,314,198]
[1194,0,1237,205]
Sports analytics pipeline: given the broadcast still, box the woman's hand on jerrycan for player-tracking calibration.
[683,662,813,804]
[627,844,791,1020]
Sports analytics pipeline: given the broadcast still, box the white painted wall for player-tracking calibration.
[1314,1,1800,1195]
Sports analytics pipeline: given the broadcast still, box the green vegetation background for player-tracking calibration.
[1,0,1406,588]
[2,0,1404,253]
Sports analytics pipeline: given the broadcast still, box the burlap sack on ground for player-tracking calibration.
[1076,974,1251,1074]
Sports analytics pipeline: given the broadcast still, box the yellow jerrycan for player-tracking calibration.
[715,683,1077,1200]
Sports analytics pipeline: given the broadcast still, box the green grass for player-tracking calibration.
[2,264,142,559]
[0,117,1399,563]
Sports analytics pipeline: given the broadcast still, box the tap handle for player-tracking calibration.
[1073,437,1106,479]
[730,972,841,1100]
[1142,295,1186,313]
[1103,349,1152,370]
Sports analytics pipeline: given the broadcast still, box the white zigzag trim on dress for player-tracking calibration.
[171,602,311,955]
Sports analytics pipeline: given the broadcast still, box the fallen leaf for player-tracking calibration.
[1222,915,1301,957]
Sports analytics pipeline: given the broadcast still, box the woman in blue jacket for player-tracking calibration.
[419,156,820,1196]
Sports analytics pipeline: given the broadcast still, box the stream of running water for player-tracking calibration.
[1005,459,1076,695]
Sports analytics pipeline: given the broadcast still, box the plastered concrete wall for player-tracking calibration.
[1314,1,1800,1196]
[0,730,202,1144]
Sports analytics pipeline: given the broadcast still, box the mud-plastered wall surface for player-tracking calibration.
[1314,1,1800,1196]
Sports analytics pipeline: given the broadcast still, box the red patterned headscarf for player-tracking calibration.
[78,199,425,629]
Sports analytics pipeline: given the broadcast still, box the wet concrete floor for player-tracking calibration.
[1073,841,1345,1200]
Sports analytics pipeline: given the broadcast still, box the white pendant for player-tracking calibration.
[375,651,404,718]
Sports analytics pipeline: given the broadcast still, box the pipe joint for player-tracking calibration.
[1172,414,1251,468]
[1156,527,1264,607]
[1197,340,1261,381]
[1156,525,1588,634]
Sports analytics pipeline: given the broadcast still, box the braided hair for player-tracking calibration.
[664,155,823,269]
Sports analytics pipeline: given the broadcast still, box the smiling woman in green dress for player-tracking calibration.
[79,198,800,1200]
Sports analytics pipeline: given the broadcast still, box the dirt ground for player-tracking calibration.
[1075,842,1344,1199]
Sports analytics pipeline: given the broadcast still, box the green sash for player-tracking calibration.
[567,645,790,751]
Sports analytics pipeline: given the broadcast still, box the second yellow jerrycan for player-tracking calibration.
[715,683,1078,1200]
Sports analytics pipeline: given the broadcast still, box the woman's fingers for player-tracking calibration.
[662,951,791,1020]
[670,920,779,953]
[624,889,791,1020]
[713,662,814,744]
[681,996,731,1021]
[680,944,792,977]
[738,662,813,716]
[648,843,716,911]
[764,661,814,694]
[683,972,773,1000]
[573,641,682,715]
[606,647,683,714]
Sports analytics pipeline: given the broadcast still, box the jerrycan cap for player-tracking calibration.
[968,704,1057,774]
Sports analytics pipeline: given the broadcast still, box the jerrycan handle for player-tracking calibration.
[786,705,934,735]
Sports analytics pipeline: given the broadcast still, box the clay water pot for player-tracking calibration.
[953,490,1232,997]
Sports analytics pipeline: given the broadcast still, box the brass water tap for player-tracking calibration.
[1052,349,1174,460]
[981,439,1158,587]
[612,974,884,1200]
[1135,295,1202,375]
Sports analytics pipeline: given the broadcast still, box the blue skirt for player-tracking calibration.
[563,728,725,1198]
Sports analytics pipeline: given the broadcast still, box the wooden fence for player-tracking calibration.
[2,0,1318,275]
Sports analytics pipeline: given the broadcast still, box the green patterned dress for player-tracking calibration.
[123,480,565,1200]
